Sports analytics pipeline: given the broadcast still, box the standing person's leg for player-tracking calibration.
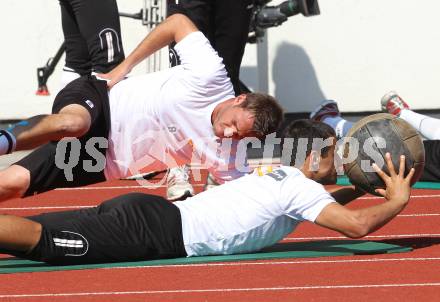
[167,0,214,67]
[63,0,125,75]
[59,0,91,88]
[168,0,252,93]
[213,0,254,95]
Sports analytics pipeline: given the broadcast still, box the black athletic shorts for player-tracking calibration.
[15,76,110,196]
[20,193,186,265]
[167,0,253,95]
[60,0,125,74]
[421,140,440,182]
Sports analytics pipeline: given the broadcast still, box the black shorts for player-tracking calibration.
[15,76,110,196]
[421,140,440,182]
[167,0,253,95]
[60,0,125,74]
[21,193,186,265]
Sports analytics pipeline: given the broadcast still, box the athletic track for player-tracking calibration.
[0,171,439,302]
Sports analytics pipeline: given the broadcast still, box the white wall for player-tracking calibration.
[1,0,440,120]
[241,0,440,112]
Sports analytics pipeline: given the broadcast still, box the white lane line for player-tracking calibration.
[54,184,205,191]
[56,186,149,190]
[359,194,440,200]
[2,283,440,298]
[0,205,94,211]
[283,233,440,241]
[399,213,440,217]
[55,184,205,190]
[103,256,440,270]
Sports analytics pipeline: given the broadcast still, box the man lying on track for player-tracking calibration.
[0,121,414,265]
[0,14,283,202]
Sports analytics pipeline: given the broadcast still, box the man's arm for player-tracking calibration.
[327,186,366,206]
[99,14,198,88]
[315,153,415,238]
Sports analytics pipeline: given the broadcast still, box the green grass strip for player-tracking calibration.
[0,240,411,274]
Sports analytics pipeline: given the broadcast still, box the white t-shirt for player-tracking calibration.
[174,166,336,257]
[104,32,249,182]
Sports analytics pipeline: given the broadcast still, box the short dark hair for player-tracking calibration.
[282,119,336,166]
[239,93,284,137]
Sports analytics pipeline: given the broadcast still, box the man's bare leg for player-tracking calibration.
[0,214,41,252]
[0,104,91,201]
[0,165,31,201]
[2,104,91,153]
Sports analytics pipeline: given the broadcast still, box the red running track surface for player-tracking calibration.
[0,175,440,302]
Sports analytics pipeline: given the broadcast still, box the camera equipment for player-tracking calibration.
[248,0,320,43]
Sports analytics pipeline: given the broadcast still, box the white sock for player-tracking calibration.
[59,68,81,90]
[322,116,354,138]
[399,109,440,140]
[0,130,16,155]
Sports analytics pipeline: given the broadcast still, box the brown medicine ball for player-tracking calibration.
[343,113,425,195]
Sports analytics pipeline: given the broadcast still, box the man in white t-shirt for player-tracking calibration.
[0,120,415,264]
[0,14,283,202]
